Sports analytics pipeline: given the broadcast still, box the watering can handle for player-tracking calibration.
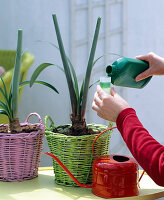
[92,126,145,182]
[92,126,117,158]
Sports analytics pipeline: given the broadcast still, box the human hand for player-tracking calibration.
[136,52,164,81]
[92,85,130,122]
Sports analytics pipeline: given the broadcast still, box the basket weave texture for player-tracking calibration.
[45,115,112,186]
[0,50,34,124]
[0,113,45,182]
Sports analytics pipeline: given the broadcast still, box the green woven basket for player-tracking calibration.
[45,115,113,186]
[0,50,34,124]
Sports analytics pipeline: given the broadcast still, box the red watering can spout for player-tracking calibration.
[44,152,92,188]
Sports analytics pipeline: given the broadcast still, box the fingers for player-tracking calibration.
[135,68,152,82]
[136,53,155,81]
[92,88,103,112]
[136,52,157,65]
[92,102,108,120]
[136,54,150,61]
[111,87,122,102]
[93,92,102,107]
[96,85,107,100]
[92,85,111,113]
[97,85,116,98]
[136,52,155,61]
[92,85,130,122]
[110,87,116,96]
[97,86,117,100]
[92,101,100,112]
[97,112,107,120]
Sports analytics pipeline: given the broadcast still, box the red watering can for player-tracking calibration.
[44,127,142,199]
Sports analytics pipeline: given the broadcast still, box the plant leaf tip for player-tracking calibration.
[52,14,57,19]
[18,29,23,34]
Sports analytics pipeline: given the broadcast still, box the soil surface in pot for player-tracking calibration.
[0,124,41,134]
[52,115,100,136]
[53,125,99,136]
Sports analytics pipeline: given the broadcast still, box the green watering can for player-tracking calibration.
[106,57,152,88]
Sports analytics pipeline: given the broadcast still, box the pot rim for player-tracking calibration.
[0,112,45,138]
[45,123,112,139]
[0,124,45,139]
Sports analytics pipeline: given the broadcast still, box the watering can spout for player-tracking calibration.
[44,152,92,188]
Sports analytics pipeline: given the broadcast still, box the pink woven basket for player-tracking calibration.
[0,113,45,182]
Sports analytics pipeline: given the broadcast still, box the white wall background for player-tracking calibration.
[125,0,164,148]
[0,1,164,183]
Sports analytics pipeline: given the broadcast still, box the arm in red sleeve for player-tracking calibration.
[116,108,164,186]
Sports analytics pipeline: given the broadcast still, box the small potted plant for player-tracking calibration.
[30,15,113,186]
[0,49,34,124]
[0,30,48,181]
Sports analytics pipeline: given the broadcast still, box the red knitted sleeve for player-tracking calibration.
[116,108,164,186]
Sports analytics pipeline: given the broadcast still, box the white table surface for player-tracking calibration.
[0,167,164,200]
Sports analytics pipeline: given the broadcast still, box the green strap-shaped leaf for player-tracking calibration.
[0,76,9,104]
[92,55,104,67]
[49,42,80,102]
[36,40,79,104]
[67,58,79,102]
[0,75,12,122]
[30,63,64,87]
[0,86,9,105]
[0,100,11,118]
[77,81,84,115]
[0,109,8,116]
[89,79,100,89]
[36,40,59,50]
[52,14,77,114]
[20,80,59,94]
[8,87,12,113]
[0,76,11,114]
[11,29,22,120]
[81,17,101,118]
[0,76,8,98]
[92,52,122,68]
[45,41,79,99]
